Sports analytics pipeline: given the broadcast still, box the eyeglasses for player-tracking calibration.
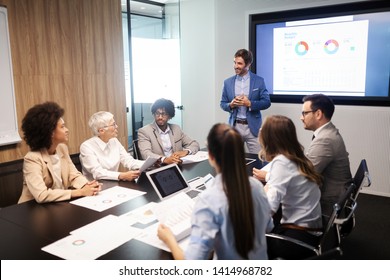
[301,110,316,117]
[103,122,117,128]
[154,112,169,118]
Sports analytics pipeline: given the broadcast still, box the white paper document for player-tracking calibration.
[70,186,146,212]
[181,150,209,164]
[203,173,214,189]
[152,192,194,241]
[42,215,141,260]
[119,202,158,225]
[187,173,214,191]
[139,156,158,172]
[134,222,190,252]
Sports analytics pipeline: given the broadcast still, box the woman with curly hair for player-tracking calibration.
[18,102,101,204]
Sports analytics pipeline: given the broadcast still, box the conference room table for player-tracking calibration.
[0,153,264,260]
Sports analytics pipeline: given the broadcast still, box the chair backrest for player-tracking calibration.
[0,159,24,207]
[265,182,358,259]
[132,139,142,160]
[352,159,371,200]
[333,160,370,238]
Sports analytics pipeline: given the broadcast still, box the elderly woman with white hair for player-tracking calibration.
[80,111,144,181]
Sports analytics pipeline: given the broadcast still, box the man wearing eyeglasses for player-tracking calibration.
[301,93,352,216]
[138,98,200,164]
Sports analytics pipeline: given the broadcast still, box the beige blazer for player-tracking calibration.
[137,122,199,160]
[18,143,88,204]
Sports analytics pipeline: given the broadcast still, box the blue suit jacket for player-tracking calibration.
[220,71,271,137]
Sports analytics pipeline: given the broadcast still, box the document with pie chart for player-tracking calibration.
[70,186,146,212]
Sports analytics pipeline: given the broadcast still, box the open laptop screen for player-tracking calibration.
[146,164,189,199]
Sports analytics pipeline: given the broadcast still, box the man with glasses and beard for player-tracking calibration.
[301,93,352,216]
[138,98,199,164]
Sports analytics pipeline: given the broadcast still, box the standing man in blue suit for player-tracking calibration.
[220,49,271,153]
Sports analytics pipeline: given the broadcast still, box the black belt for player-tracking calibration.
[234,119,248,125]
[281,223,323,232]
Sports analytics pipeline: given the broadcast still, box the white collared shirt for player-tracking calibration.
[235,72,250,119]
[157,125,173,157]
[313,121,331,139]
[80,136,144,180]
[49,153,63,186]
[266,154,322,228]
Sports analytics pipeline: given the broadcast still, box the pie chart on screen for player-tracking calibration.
[324,39,339,54]
[295,41,309,56]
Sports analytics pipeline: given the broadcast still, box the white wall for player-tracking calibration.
[180,0,216,149]
[180,0,390,197]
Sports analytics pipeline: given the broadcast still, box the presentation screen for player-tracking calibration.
[249,1,390,106]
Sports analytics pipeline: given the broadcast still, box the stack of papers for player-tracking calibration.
[41,215,141,259]
[120,202,158,225]
[42,174,216,258]
[181,150,209,164]
[152,192,194,241]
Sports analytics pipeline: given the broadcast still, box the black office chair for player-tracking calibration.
[131,139,142,160]
[266,182,357,260]
[352,159,371,200]
[337,159,371,238]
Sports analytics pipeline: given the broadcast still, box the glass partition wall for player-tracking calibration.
[121,0,181,149]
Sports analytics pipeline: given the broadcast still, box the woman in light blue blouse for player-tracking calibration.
[157,123,272,260]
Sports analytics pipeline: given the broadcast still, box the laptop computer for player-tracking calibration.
[146,163,204,240]
[146,163,201,201]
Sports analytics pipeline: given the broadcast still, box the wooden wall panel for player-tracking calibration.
[0,0,127,163]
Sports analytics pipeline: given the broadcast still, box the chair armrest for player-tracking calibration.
[266,233,320,255]
[334,201,357,225]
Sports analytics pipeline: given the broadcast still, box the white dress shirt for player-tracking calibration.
[49,154,63,186]
[157,124,192,163]
[235,72,250,119]
[157,125,173,156]
[79,136,144,181]
[312,121,331,139]
[266,154,322,228]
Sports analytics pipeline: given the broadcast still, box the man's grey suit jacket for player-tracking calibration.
[306,122,352,215]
